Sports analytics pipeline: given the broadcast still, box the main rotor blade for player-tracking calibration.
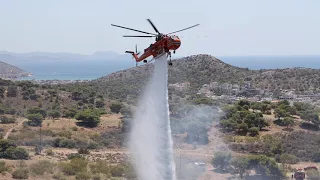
[123,35,155,37]
[111,24,157,35]
[167,24,200,35]
[147,19,160,34]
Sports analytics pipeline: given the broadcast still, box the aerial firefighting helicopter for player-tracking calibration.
[111,19,199,66]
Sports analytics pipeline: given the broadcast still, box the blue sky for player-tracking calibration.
[0,0,319,56]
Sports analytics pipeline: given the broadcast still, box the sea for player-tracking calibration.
[16,56,320,81]
[17,60,135,81]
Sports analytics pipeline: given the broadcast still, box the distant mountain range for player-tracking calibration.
[0,50,320,80]
[0,50,133,64]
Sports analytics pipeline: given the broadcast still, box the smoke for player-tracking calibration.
[129,54,176,180]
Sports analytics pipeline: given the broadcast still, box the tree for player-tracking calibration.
[27,107,47,119]
[120,107,133,118]
[312,152,320,162]
[251,102,261,112]
[75,109,101,127]
[283,117,294,129]
[63,108,78,118]
[211,151,232,171]
[0,87,5,98]
[110,102,123,114]
[230,157,249,179]
[27,113,43,126]
[249,127,259,136]
[274,108,290,119]
[48,110,61,119]
[6,86,17,97]
[95,99,105,108]
[186,121,208,145]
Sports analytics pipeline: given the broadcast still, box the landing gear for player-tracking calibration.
[173,50,176,54]
[168,51,172,66]
[143,60,147,63]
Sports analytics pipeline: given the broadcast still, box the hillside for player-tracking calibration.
[84,54,320,102]
[2,54,320,179]
[0,61,31,79]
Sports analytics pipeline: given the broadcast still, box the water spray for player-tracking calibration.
[129,53,176,180]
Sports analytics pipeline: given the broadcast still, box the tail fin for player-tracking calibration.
[125,44,140,66]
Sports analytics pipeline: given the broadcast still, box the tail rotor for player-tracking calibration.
[135,44,140,66]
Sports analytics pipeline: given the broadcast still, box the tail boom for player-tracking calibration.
[125,51,139,61]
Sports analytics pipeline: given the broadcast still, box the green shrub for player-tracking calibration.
[72,126,78,131]
[29,160,55,175]
[306,169,320,180]
[4,147,29,160]
[59,157,88,176]
[89,160,111,176]
[110,164,126,177]
[78,148,90,154]
[312,151,320,162]
[279,153,299,164]
[75,171,91,180]
[0,116,16,124]
[249,127,259,136]
[0,161,8,173]
[12,168,28,179]
[211,151,232,171]
[46,148,54,156]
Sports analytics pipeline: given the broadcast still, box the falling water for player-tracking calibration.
[129,53,176,180]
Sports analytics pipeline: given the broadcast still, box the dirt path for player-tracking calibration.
[3,118,26,139]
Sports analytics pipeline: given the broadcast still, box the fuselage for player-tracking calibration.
[136,35,181,62]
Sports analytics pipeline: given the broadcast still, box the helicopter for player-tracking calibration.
[111,19,199,66]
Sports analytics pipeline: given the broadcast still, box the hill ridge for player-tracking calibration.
[0,61,31,79]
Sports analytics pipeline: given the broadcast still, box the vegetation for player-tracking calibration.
[212,152,286,179]
[220,100,269,135]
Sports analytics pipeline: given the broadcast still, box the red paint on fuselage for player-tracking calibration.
[134,35,181,62]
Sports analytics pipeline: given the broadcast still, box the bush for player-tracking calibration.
[249,127,259,136]
[46,148,54,156]
[75,171,91,180]
[4,147,29,160]
[78,148,90,154]
[29,160,55,175]
[110,102,123,114]
[12,168,28,179]
[59,157,88,176]
[312,152,320,162]
[0,116,16,124]
[306,169,320,180]
[110,164,126,177]
[211,151,232,171]
[279,153,299,164]
[0,161,8,173]
[89,160,111,176]
[71,126,78,131]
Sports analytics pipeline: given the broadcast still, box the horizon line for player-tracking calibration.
[1,50,320,57]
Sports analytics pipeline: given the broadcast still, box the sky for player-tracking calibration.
[0,0,319,56]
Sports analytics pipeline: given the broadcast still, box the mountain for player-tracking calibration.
[0,61,32,79]
[89,54,320,100]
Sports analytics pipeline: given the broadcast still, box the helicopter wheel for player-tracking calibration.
[143,60,147,63]
[173,50,176,54]
[169,62,173,66]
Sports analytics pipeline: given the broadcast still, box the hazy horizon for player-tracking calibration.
[1,0,320,57]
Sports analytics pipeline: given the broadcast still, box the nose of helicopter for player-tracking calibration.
[170,36,181,50]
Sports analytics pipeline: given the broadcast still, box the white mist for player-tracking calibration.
[129,54,176,180]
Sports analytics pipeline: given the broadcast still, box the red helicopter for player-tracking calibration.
[111,19,199,66]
